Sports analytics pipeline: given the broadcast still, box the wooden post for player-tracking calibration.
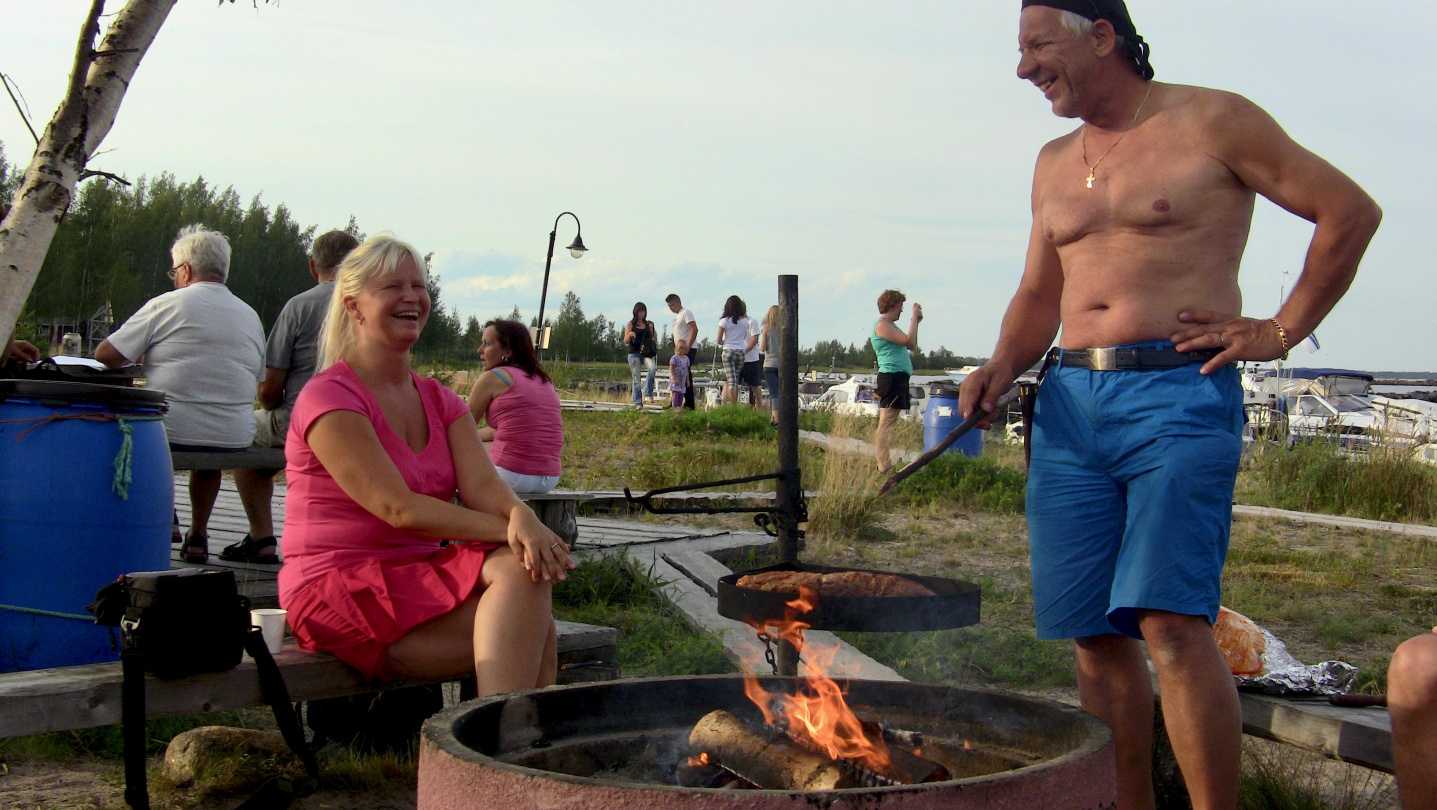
[775,275,802,678]
[776,275,800,565]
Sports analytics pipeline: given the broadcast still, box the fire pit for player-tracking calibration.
[418,675,1115,809]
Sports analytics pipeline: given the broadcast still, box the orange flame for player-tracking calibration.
[686,751,710,767]
[740,585,892,774]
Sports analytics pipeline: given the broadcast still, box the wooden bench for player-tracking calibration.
[0,620,618,740]
[1238,691,1392,773]
[1150,664,1392,773]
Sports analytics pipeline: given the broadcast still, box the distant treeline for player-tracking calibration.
[3,143,983,370]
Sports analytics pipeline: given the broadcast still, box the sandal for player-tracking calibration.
[219,535,280,565]
[182,534,209,564]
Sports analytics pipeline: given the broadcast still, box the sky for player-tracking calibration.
[3,2,1433,371]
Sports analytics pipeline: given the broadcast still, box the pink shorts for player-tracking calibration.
[284,542,501,680]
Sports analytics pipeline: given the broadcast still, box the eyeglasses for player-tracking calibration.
[167,263,187,281]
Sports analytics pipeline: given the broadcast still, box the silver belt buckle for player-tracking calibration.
[1088,348,1118,371]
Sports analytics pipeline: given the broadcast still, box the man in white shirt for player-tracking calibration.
[666,293,698,410]
[97,225,265,564]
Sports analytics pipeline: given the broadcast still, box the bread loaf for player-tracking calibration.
[1212,606,1266,676]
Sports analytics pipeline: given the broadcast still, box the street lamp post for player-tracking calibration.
[535,212,587,353]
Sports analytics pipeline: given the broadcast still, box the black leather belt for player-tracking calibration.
[1047,346,1219,371]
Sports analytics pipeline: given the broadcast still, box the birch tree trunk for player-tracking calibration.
[0,0,177,343]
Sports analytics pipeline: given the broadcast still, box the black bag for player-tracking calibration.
[88,569,319,810]
[118,569,250,677]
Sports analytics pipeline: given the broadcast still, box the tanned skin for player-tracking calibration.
[959,8,1381,810]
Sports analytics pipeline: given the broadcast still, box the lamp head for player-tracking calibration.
[566,234,587,259]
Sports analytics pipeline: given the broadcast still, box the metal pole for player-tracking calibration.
[535,229,557,355]
[775,274,801,677]
[776,275,801,565]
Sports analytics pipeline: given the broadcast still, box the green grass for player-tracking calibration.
[1221,522,1437,692]
[553,553,734,677]
[1238,440,1437,524]
[560,407,827,493]
[798,410,923,452]
[884,451,1028,515]
[1237,742,1394,810]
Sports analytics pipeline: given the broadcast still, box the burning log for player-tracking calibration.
[781,720,949,786]
[688,710,854,790]
[857,720,949,784]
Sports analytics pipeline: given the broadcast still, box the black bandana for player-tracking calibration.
[1021,0,1155,81]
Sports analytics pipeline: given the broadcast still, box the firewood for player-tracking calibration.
[688,710,853,790]
[859,720,950,784]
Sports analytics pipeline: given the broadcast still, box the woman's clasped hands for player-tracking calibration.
[508,508,576,583]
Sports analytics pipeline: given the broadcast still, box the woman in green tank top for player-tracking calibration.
[870,289,922,473]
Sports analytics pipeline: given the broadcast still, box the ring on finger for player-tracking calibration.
[549,541,561,549]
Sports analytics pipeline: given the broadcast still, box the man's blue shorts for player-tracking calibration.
[1026,341,1243,640]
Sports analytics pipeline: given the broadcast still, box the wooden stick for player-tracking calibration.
[689,710,852,790]
[877,387,1018,496]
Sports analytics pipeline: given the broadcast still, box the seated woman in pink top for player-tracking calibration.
[278,236,572,694]
[465,320,564,494]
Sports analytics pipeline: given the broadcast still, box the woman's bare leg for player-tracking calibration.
[537,619,558,687]
[382,548,554,695]
[876,408,899,472]
[471,548,553,695]
[383,592,482,680]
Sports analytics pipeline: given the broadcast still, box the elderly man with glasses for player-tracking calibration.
[97,224,265,564]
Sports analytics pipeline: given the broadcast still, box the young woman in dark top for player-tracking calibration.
[622,302,658,407]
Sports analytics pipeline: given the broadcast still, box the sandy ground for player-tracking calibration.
[0,755,415,810]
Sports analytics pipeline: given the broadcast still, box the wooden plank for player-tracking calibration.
[663,550,736,596]
[1238,693,1393,773]
[1149,661,1393,773]
[0,621,617,739]
[1232,504,1437,541]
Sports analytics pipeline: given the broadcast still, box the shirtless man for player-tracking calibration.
[958,3,1381,808]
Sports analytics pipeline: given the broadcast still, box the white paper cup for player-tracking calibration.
[251,608,287,655]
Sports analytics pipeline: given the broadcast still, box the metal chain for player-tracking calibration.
[756,630,779,676]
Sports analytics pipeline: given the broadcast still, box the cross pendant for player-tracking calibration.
[1085,170,1095,189]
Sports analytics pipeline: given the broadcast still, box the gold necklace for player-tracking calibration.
[1081,82,1153,189]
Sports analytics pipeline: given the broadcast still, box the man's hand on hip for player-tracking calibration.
[1171,309,1288,375]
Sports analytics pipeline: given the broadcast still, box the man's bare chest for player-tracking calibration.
[1037,137,1248,248]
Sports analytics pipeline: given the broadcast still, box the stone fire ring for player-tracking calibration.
[419,675,1116,809]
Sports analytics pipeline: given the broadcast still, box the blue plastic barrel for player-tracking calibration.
[923,390,982,458]
[0,380,172,671]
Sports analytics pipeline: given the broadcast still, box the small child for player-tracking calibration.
[669,341,691,409]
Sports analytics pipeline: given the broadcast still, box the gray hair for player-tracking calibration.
[171,224,231,282]
[1059,10,1127,50]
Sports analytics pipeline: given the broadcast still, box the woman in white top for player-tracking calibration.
[716,295,757,406]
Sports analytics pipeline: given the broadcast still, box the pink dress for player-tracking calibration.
[278,360,501,680]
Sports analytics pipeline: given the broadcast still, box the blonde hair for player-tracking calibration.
[320,235,428,370]
[763,305,780,330]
